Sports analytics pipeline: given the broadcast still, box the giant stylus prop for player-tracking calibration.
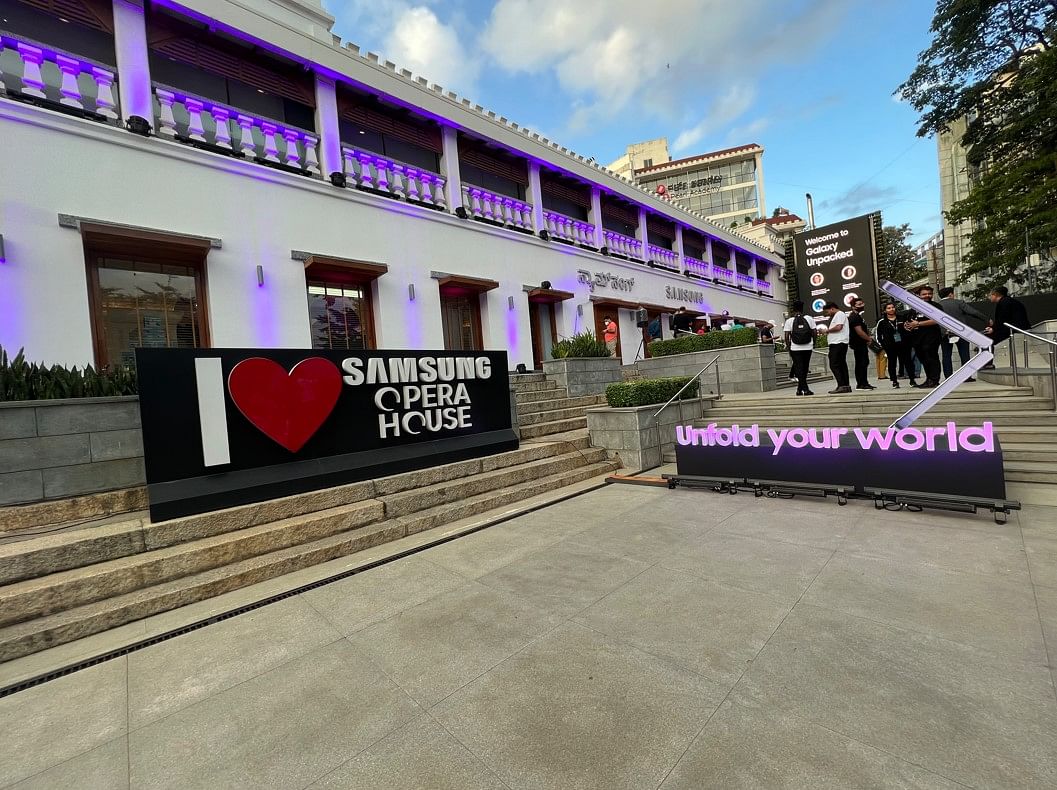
[880,280,993,429]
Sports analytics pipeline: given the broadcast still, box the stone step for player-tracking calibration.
[519,416,589,439]
[0,447,603,627]
[514,387,573,405]
[695,414,1057,428]
[510,379,559,394]
[1003,461,1057,484]
[519,405,595,427]
[1001,444,1057,463]
[508,372,547,383]
[719,386,1034,408]
[0,460,619,663]
[516,394,605,416]
[524,428,592,450]
[0,441,580,586]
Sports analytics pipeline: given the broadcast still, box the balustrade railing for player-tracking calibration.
[154,85,319,175]
[462,185,533,230]
[543,209,593,245]
[683,256,711,278]
[0,32,118,122]
[603,230,641,259]
[736,271,755,289]
[711,265,735,286]
[647,244,679,270]
[756,278,772,294]
[340,144,447,209]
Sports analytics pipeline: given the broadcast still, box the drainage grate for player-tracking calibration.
[0,481,608,699]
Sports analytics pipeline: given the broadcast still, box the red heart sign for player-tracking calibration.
[227,357,342,452]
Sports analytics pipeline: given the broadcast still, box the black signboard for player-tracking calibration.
[136,348,517,521]
[673,422,1006,500]
[793,213,881,325]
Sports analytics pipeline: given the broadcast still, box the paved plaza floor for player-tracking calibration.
[2,484,1056,789]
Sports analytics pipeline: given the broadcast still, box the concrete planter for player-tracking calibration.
[634,343,777,394]
[0,396,144,507]
[542,357,622,396]
[586,397,708,473]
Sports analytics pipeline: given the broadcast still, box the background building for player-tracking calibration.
[606,138,670,179]
[629,142,766,228]
[914,230,946,289]
[742,209,806,254]
[937,117,974,288]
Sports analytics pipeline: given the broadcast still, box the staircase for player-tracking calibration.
[0,376,618,663]
[668,382,1057,499]
[511,372,608,439]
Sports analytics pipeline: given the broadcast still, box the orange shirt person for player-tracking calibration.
[602,315,618,358]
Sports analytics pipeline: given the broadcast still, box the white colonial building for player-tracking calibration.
[0,0,786,371]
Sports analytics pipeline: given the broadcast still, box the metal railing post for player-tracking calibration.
[1050,348,1057,413]
[715,362,722,399]
[1010,337,1019,387]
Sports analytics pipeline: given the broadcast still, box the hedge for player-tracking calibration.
[648,327,758,357]
[0,346,138,401]
[605,376,699,408]
[551,332,610,358]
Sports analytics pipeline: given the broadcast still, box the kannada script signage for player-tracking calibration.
[577,269,635,292]
[674,421,1006,500]
[136,348,517,520]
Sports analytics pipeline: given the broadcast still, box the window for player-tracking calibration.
[642,158,653,168]
[85,237,210,369]
[306,281,372,350]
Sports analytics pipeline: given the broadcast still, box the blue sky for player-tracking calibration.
[325,0,942,245]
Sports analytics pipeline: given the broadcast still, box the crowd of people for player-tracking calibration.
[782,285,1031,396]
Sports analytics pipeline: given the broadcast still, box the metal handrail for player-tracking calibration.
[652,355,721,419]
[1004,324,1057,412]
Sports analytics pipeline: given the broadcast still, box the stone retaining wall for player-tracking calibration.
[0,397,144,506]
[586,397,709,472]
[633,344,777,394]
[542,357,622,396]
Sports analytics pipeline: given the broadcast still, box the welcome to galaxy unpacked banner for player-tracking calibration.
[136,348,517,521]
[793,213,881,325]
[674,421,1007,500]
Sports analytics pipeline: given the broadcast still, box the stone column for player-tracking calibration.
[526,161,545,235]
[440,125,462,215]
[112,0,154,126]
[313,74,343,180]
[636,207,649,261]
[674,225,686,274]
[589,186,604,249]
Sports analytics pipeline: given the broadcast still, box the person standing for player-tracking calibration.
[672,306,695,336]
[847,298,876,390]
[903,285,944,388]
[783,302,815,396]
[602,315,619,358]
[819,302,851,394]
[938,286,988,380]
[984,285,1031,347]
[875,302,917,388]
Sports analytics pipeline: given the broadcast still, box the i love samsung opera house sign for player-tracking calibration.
[674,421,1007,500]
[136,349,517,521]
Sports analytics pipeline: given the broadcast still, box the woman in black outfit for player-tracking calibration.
[875,302,917,388]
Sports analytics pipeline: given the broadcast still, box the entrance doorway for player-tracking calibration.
[593,304,621,360]
[528,301,557,369]
[440,291,483,350]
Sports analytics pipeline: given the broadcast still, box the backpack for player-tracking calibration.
[789,315,814,345]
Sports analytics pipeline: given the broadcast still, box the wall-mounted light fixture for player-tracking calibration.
[0,234,5,263]
[576,304,583,316]
[508,295,514,310]
[256,264,264,286]
[408,283,416,301]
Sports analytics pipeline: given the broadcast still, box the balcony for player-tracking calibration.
[543,209,594,246]
[712,266,736,287]
[340,143,447,210]
[646,244,679,272]
[153,85,319,176]
[756,277,772,296]
[461,185,533,232]
[603,230,641,260]
[736,271,756,290]
[0,32,118,124]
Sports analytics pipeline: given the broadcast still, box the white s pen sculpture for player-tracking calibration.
[880,280,993,429]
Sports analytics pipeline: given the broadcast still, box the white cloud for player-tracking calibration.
[328,2,479,94]
[481,0,848,133]
[672,85,757,152]
[385,7,479,92]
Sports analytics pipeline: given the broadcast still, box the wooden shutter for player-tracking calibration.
[338,97,441,152]
[17,0,113,31]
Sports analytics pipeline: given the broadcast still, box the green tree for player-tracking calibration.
[878,223,922,285]
[897,1,1056,296]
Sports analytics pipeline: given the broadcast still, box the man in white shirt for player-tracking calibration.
[819,301,852,393]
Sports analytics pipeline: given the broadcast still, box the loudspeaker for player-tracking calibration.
[541,280,552,289]
[455,206,469,219]
[635,308,649,328]
[515,363,528,374]
[125,116,152,136]
[329,171,347,188]
[539,230,550,241]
